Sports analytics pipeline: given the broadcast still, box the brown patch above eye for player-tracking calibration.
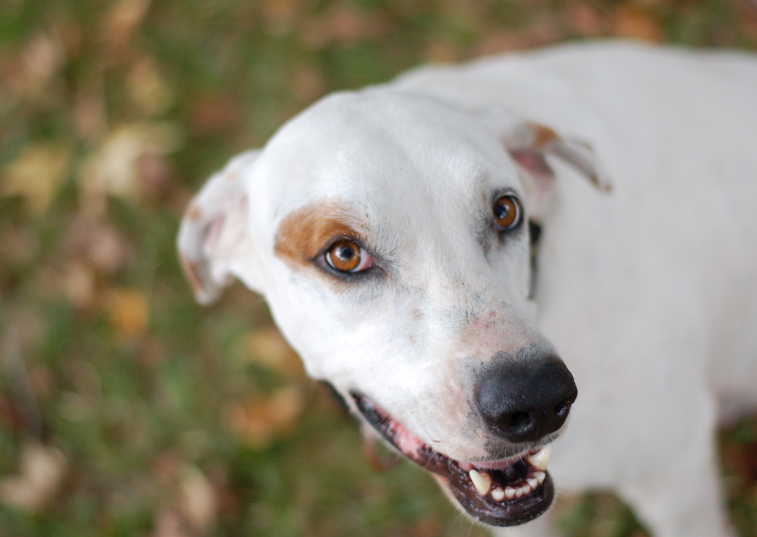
[274,200,369,270]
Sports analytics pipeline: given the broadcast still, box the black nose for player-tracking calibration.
[474,354,577,443]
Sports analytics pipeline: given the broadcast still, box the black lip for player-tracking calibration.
[351,392,554,527]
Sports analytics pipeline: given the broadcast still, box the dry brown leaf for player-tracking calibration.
[104,288,150,340]
[291,64,325,103]
[612,7,663,42]
[422,40,460,64]
[179,466,218,532]
[73,89,108,143]
[0,225,40,266]
[301,5,391,48]
[242,328,303,377]
[61,261,97,309]
[259,0,307,35]
[103,0,152,52]
[0,441,68,512]
[189,96,244,138]
[152,509,191,537]
[86,225,132,275]
[227,385,305,448]
[13,33,67,102]
[78,121,183,215]
[564,1,609,36]
[1,144,72,216]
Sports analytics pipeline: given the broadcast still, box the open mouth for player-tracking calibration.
[352,393,554,527]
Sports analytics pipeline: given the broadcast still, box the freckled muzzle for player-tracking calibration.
[352,393,556,527]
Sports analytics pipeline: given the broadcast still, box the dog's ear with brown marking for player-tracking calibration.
[473,107,611,222]
[177,150,261,305]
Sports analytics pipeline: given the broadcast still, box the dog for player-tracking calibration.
[178,41,757,536]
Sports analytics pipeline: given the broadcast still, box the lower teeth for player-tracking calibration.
[468,469,546,502]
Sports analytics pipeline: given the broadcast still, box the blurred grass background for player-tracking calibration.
[1,0,757,535]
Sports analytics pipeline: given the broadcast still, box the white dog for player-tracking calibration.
[178,42,757,537]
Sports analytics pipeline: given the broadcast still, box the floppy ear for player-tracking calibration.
[473,107,611,222]
[177,150,261,305]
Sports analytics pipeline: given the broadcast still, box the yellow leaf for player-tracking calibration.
[104,288,150,340]
[78,122,183,215]
[1,144,72,216]
[242,328,304,377]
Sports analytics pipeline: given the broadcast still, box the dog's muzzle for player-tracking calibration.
[350,352,576,527]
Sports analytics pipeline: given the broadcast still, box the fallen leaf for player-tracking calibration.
[61,261,97,309]
[612,7,663,42]
[227,385,304,448]
[1,144,72,216]
[153,509,191,537]
[301,5,391,48]
[259,0,307,35]
[104,288,150,340]
[16,33,66,101]
[179,465,218,532]
[422,40,460,63]
[103,0,152,53]
[564,1,609,36]
[242,328,303,377]
[290,64,325,103]
[189,96,244,138]
[127,57,174,116]
[0,441,68,512]
[78,121,183,215]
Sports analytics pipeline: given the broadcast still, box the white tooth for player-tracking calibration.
[520,485,530,496]
[527,477,538,489]
[536,471,546,485]
[515,487,525,498]
[469,469,492,496]
[505,487,516,499]
[491,487,505,501]
[526,445,552,471]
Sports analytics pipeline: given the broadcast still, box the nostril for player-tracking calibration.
[553,402,571,419]
[507,411,532,431]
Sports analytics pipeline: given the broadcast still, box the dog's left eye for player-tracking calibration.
[325,240,373,273]
[493,195,522,230]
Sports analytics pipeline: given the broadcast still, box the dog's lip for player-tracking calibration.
[351,392,554,527]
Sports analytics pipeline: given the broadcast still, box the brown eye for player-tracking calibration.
[493,195,521,230]
[325,239,373,273]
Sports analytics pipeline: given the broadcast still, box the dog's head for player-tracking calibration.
[178,90,609,527]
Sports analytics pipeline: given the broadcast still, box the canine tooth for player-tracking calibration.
[536,471,546,485]
[527,477,538,489]
[505,487,516,499]
[526,445,551,470]
[469,469,492,496]
[491,487,505,501]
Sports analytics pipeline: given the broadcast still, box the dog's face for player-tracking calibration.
[179,90,608,527]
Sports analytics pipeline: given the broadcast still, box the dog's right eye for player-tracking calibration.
[325,240,373,273]
[493,195,522,231]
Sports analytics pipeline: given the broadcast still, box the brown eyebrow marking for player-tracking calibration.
[274,199,370,269]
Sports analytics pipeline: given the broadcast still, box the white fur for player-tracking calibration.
[178,42,757,537]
